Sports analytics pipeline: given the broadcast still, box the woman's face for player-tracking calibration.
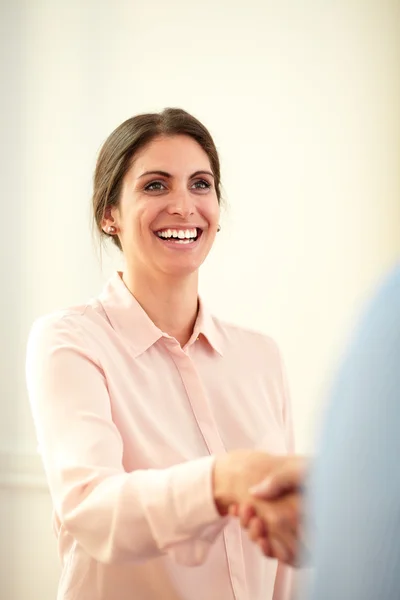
[107,135,220,279]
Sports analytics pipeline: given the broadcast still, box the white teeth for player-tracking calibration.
[156,227,198,240]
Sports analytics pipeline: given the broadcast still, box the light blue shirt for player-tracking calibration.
[308,265,400,599]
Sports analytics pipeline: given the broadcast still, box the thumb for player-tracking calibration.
[249,469,297,499]
[250,457,308,500]
[249,476,276,499]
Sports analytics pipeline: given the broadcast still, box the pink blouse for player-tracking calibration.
[26,272,294,600]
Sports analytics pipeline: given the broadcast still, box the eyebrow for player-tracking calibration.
[138,170,215,180]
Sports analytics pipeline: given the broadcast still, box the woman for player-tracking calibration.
[26,108,295,600]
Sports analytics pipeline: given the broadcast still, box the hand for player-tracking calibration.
[212,450,282,516]
[229,455,309,566]
[232,489,302,566]
[213,451,302,565]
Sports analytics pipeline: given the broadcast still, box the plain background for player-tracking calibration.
[1,1,399,598]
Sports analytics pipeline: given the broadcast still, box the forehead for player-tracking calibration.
[130,135,212,177]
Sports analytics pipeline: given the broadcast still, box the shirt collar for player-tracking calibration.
[193,296,224,356]
[97,272,224,358]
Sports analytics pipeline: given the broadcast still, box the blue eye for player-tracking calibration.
[144,181,166,192]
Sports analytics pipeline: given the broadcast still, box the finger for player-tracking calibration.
[250,458,307,500]
[239,503,256,529]
[264,514,297,563]
[228,503,239,517]
[248,517,266,542]
[268,494,300,537]
[273,530,297,565]
[258,498,299,563]
[270,538,290,563]
[258,536,273,558]
[250,468,298,500]
[267,515,298,565]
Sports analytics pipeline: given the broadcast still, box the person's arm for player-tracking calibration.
[26,314,227,567]
[307,269,400,599]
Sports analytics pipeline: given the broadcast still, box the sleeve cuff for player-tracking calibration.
[140,455,225,557]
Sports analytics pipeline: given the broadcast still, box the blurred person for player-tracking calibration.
[239,264,400,599]
[26,108,297,600]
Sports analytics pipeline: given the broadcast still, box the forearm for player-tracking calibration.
[54,455,226,566]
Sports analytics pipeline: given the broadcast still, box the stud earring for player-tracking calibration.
[217,225,221,232]
[106,226,117,235]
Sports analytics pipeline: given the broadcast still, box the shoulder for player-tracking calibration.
[27,300,104,354]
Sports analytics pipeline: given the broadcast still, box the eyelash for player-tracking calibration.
[144,179,212,192]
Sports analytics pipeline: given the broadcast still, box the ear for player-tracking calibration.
[101,205,119,232]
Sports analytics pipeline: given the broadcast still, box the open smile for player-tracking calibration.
[153,227,203,247]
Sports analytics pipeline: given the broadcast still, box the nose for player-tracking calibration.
[167,188,195,218]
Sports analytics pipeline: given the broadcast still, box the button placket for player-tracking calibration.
[167,344,248,600]
[223,522,248,600]
[170,347,225,455]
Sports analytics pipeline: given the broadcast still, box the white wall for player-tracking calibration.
[1,1,399,598]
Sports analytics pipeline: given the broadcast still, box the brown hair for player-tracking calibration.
[92,107,222,250]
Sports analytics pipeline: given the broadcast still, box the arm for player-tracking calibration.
[26,314,225,567]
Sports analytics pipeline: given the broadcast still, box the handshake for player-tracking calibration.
[213,451,307,567]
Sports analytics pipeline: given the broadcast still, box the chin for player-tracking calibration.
[159,260,203,278]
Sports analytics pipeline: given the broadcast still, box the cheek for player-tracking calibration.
[125,204,156,235]
[137,199,163,226]
[201,196,220,224]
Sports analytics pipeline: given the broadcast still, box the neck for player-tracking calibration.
[122,268,199,346]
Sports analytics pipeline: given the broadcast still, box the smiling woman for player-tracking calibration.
[100,133,220,292]
[93,108,222,250]
[26,108,296,600]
